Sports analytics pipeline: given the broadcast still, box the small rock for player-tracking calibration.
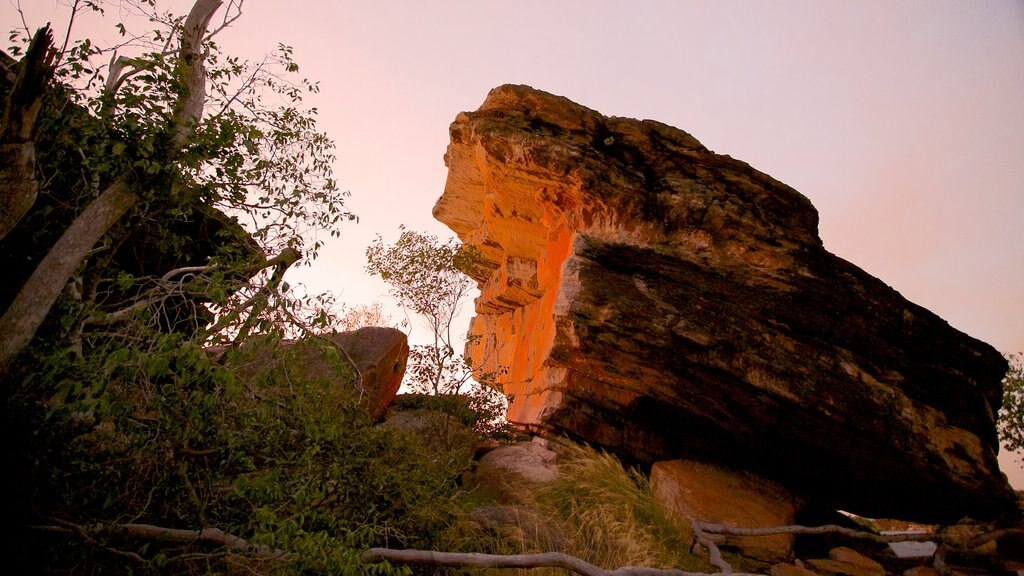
[804,547,884,576]
[477,438,558,484]
[770,562,819,576]
[887,539,937,559]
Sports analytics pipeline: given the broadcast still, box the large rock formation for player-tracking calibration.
[433,84,1013,522]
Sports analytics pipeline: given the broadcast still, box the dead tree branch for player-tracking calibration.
[690,521,733,574]
[693,521,936,544]
[201,246,301,341]
[361,548,765,576]
[0,0,224,375]
[1,24,57,242]
[33,521,284,559]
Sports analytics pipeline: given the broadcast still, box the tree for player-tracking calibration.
[337,300,400,332]
[0,3,458,573]
[366,226,478,395]
[999,352,1024,457]
[366,227,509,436]
[0,0,352,372]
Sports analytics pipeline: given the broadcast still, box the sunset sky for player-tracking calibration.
[5,1,1023,484]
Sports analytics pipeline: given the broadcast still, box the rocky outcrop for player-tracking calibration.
[804,547,885,576]
[433,84,1013,522]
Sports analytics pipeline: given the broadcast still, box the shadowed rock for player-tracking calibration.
[433,84,1013,523]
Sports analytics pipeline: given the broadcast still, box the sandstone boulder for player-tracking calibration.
[651,459,797,564]
[901,568,941,576]
[433,84,1013,522]
[770,563,819,576]
[477,438,558,484]
[331,327,409,418]
[223,327,408,419]
[805,547,885,576]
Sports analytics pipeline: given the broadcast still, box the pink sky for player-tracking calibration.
[6,1,1023,486]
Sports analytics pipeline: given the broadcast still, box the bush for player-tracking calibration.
[6,333,464,574]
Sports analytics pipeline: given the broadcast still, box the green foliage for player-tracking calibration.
[366,227,476,395]
[999,352,1024,457]
[2,0,353,353]
[392,393,516,441]
[1,4,458,574]
[9,333,460,574]
[366,227,510,438]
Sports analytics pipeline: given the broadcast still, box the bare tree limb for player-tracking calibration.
[0,0,224,375]
[33,523,147,564]
[104,52,145,96]
[170,0,221,147]
[693,521,936,544]
[0,175,138,373]
[690,521,733,574]
[198,245,300,342]
[32,521,284,558]
[162,264,216,282]
[361,548,765,576]
[80,247,307,332]
[203,0,244,43]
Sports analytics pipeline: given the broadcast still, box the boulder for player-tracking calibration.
[223,327,408,419]
[651,459,797,564]
[331,327,409,418]
[433,83,1013,522]
[804,547,885,576]
[477,438,558,484]
[901,568,941,576]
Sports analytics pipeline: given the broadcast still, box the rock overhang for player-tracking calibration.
[434,83,1013,523]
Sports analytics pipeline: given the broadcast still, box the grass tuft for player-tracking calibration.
[442,439,709,575]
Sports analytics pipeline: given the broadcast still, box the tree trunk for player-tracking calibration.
[0,0,222,375]
[0,177,137,372]
[0,26,56,242]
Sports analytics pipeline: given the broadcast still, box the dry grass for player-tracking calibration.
[440,440,709,575]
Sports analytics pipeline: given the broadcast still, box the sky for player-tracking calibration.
[5,1,1023,486]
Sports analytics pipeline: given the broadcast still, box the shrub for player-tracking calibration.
[7,333,463,574]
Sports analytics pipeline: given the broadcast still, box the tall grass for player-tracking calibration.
[441,440,709,575]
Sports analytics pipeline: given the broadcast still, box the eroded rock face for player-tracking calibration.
[433,84,1012,522]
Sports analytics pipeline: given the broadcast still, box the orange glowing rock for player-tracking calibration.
[434,84,1012,523]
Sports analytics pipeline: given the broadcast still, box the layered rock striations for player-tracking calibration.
[433,84,1012,522]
